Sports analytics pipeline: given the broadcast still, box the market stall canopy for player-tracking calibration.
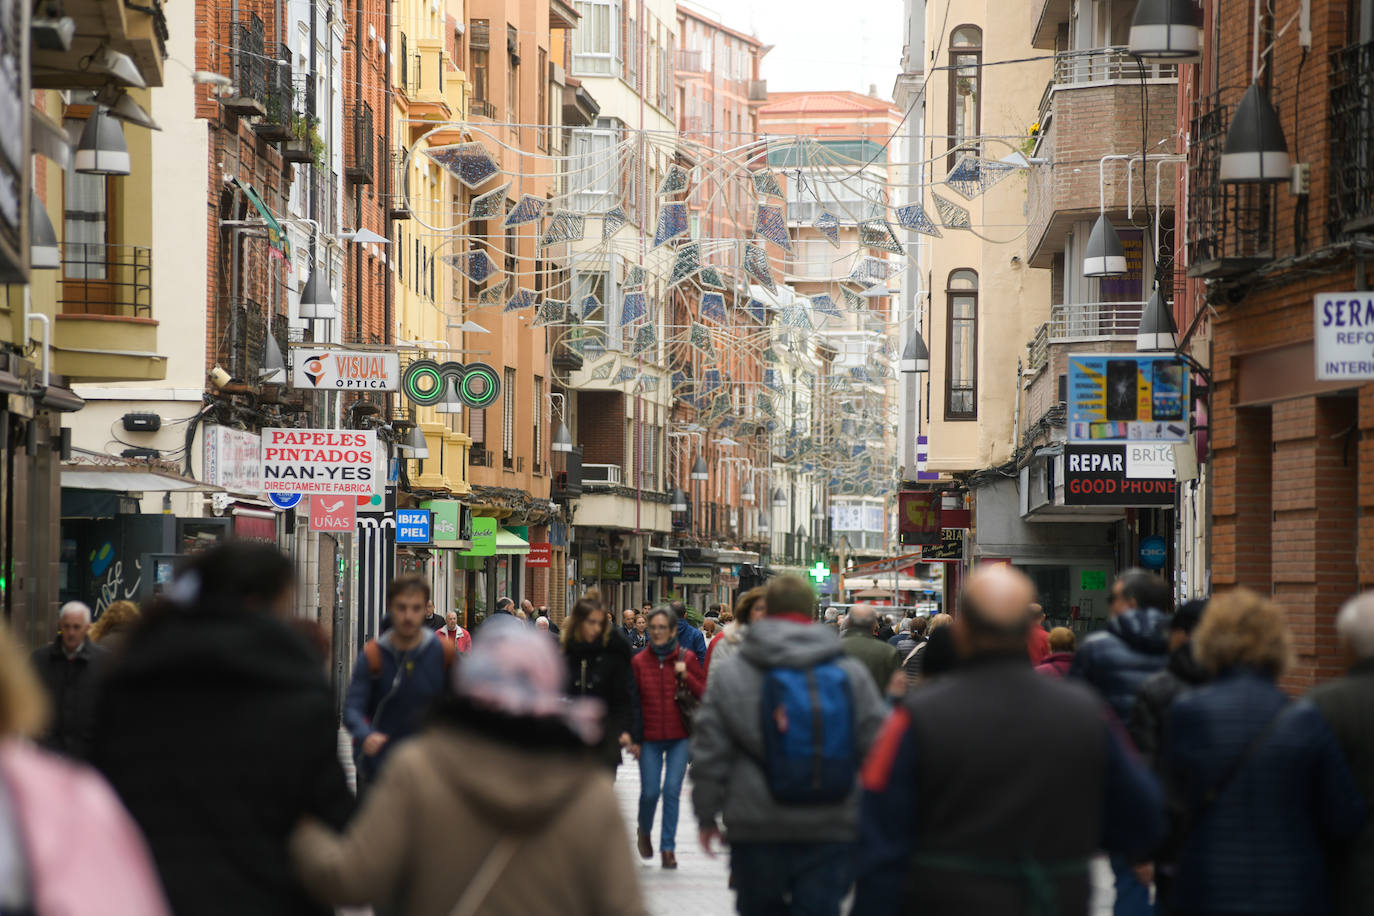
[494,527,530,555]
[62,467,226,493]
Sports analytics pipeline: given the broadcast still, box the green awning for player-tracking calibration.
[495,527,529,555]
[233,178,290,255]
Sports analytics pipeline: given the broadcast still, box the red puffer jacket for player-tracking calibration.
[630,647,705,742]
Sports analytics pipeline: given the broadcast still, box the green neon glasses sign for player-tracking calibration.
[401,359,501,409]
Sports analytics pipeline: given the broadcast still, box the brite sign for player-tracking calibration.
[400,360,501,409]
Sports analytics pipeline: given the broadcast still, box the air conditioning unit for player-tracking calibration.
[581,463,622,489]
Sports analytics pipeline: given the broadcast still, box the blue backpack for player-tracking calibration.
[758,661,857,803]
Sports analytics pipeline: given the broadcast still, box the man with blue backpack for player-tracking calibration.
[691,574,886,915]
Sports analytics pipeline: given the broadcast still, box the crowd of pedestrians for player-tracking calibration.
[4,541,1374,916]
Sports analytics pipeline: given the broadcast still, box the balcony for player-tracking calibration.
[388,147,411,220]
[53,244,165,382]
[582,463,623,489]
[1048,300,1144,342]
[747,79,768,102]
[552,446,583,500]
[221,297,287,383]
[1329,41,1374,239]
[31,0,167,90]
[1185,91,1275,278]
[1025,47,1179,267]
[346,102,375,184]
[676,49,704,73]
[470,98,498,120]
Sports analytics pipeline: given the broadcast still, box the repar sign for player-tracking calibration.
[261,429,379,494]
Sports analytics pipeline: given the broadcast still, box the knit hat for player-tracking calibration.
[1171,598,1208,635]
[453,616,604,744]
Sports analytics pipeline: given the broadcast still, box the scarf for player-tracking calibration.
[649,635,679,659]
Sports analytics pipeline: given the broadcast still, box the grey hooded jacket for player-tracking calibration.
[690,618,887,843]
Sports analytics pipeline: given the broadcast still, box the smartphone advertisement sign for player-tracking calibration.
[1064,444,1175,507]
[1067,354,1190,444]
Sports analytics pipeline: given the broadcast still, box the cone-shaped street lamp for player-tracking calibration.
[1220,82,1290,183]
[1083,213,1127,277]
[1128,0,1201,58]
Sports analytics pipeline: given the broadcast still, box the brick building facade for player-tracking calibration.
[1176,0,1374,689]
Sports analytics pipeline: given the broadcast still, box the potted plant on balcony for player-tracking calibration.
[283,113,326,168]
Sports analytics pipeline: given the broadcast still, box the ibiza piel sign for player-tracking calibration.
[293,350,400,390]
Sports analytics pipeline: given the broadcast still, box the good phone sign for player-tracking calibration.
[1063,444,1174,507]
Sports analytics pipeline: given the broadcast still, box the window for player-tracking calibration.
[398,32,408,92]
[946,26,982,172]
[533,375,544,472]
[507,24,519,126]
[572,0,619,75]
[569,126,616,211]
[63,119,108,281]
[504,210,516,276]
[470,20,490,103]
[945,269,978,420]
[502,367,516,468]
[536,47,548,150]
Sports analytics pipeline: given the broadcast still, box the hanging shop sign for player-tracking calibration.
[525,542,552,567]
[292,350,400,390]
[600,557,624,579]
[401,359,502,409]
[673,566,714,586]
[897,491,941,546]
[395,508,431,544]
[269,492,302,510]
[1139,535,1168,570]
[1067,354,1190,444]
[1063,444,1175,507]
[262,429,378,494]
[921,528,964,561]
[657,556,683,576]
[308,495,357,532]
[621,563,641,581]
[459,516,497,556]
[203,426,263,494]
[421,500,463,548]
[1314,293,1374,381]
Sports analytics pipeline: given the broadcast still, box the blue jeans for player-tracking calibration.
[730,841,853,916]
[637,738,689,852]
[1111,853,1154,916]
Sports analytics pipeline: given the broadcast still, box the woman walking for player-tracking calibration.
[1164,589,1363,916]
[705,586,766,673]
[562,595,634,771]
[628,607,705,869]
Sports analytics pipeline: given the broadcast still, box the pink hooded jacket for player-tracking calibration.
[0,740,169,916]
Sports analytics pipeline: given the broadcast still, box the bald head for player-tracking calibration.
[958,566,1036,653]
[848,604,878,633]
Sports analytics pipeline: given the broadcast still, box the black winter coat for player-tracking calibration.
[90,607,355,916]
[29,637,106,759]
[1309,658,1374,916]
[1127,642,1209,767]
[1069,607,1170,725]
[1165,670,1364,916]
[564,628,634,767]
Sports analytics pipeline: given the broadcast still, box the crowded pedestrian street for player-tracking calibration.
[6,0,1374,911]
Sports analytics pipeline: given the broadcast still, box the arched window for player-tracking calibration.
[947,26,982,173]
[945,269,978,420]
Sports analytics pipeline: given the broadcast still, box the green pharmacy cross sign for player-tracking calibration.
[808,561,830,585]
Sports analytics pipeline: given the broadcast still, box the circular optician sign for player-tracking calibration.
[269,492,302,510]
[401,359,501,409]
[1139,535,1168,570]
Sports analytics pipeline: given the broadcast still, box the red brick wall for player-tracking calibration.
[1187,0,1374,691]
[579,391,625,467]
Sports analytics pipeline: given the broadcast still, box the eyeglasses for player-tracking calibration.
[648,623,671,632]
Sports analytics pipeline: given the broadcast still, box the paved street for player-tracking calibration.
[613,764,736,915]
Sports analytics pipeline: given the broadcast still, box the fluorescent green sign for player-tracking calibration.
[808,561,830,584]
[1081,570,1107,591]
[462,516,496,557]
[422,500,462,548]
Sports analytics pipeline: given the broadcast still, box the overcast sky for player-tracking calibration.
[682,0,903,99]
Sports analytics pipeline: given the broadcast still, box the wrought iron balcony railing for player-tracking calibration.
[1329,40,1374,238]
[1186,91,1275,278]
[58,244,152,318]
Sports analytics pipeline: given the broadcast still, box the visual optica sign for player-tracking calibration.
[293,350,400,390]
[401,359,502,409]
[1067,354,1190,444]
[262,429,379,494]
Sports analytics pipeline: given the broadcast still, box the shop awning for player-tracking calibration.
[715,549,759,565]
[62,467,225,493]
[842,576,938,592]
[233,178,291,255]
[495,528,530,555]
[645,546,679,559]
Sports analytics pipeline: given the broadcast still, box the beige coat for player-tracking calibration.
[290,727,646,916]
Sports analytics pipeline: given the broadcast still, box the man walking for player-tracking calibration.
[30,600,106,758]
[841,604,901,693]
[692,575,886,915]
[620,608,638,643]
[668,599,708,661]
[1310,592,1374,916]
[344,576,454,786]
[435,611,472,653]
[1068,567,1171,916]
[854,566,1164,915]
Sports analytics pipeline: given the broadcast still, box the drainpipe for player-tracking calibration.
[25,304,50,388]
